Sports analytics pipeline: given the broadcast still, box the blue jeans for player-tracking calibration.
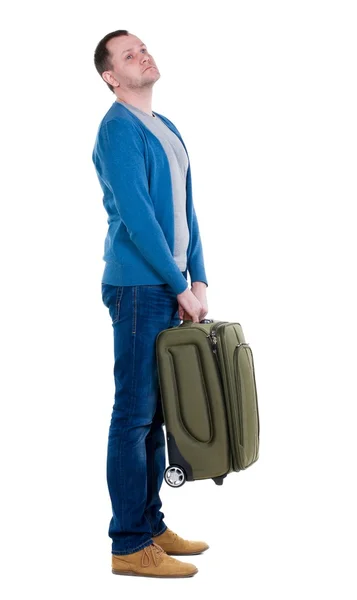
[101,273,186,555]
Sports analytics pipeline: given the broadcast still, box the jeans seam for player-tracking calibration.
[132,286,137,334]
[121,310,136,538]
[127,310,154,538]
[144,429,155,535]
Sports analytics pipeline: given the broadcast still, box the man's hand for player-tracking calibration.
[179,281,208,322]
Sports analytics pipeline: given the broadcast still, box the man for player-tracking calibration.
[92,29,209,578]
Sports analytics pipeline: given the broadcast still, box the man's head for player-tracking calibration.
[94,30,160,95]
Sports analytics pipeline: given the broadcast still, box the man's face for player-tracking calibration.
[105,34,160,91]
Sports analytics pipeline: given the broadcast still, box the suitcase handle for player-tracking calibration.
[179,318,213,326]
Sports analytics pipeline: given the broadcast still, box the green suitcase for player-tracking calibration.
[156,318,260,487]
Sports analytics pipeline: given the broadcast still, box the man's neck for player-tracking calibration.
[115,91,153,117]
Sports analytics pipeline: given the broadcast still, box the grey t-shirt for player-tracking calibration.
[116,99,189,272]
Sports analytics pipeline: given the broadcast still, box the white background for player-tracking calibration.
[1,0,356,598]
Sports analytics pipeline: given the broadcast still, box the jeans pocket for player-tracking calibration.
[101,283,124,324]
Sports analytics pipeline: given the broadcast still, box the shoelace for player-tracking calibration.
[171,532,179,543]
[164,528,179,543]
[141,542,165,567]
[167,529,181,545]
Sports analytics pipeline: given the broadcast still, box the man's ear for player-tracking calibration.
[102,71,118,88]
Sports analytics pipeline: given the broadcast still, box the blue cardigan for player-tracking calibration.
[92,101,208,296]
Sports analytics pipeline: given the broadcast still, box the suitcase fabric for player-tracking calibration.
[156,318,260,487]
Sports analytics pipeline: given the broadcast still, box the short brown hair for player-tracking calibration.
[94,30,130,94]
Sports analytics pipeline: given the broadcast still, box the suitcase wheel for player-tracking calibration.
[164,465,186,488]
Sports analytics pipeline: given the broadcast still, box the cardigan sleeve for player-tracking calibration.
[187,201,208,287]
[97,118,189,296]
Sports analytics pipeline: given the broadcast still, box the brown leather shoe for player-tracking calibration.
[111,542,198,578]
[152,528,209,555]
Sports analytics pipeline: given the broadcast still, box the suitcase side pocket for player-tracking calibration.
[233,343,260,468]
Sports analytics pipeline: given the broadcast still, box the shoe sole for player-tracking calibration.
[112,568,198,578]
[165,547,209,556]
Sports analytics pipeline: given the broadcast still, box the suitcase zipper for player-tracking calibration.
[207,322,228,353]
[207,326,223,353]
[206,321,229,357]
[209,330,218,352]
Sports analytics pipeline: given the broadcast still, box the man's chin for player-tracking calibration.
[145,67,160,77]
